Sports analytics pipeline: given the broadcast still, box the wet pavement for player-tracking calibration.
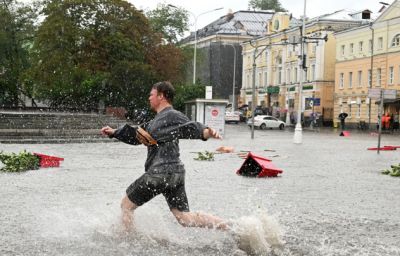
[1,124,400,255]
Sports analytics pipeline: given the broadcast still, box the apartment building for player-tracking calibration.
[241,10,371,125]
[334,1,400,128]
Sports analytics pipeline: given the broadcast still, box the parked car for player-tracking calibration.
[247,115,285,130]
[225,111,241,124]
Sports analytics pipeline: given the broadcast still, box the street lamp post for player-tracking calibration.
[293,0,307,144]
[167,5,223,85]
[191,7,223,84]
[223,44,237,111]
[232,45,236,111]
[251,48,257,139]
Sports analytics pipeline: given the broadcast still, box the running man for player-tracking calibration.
[101,81,228,231]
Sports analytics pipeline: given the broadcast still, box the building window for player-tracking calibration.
[311,64,316,81]
[247,74,250,88]
[348,103,352,118]
[294,67,298,82]
[312,45,316,54]
[358,70,362,87]
[264,71,268,86]
[368,39,373,52]
[359,41,363,52]
[389,66,394,84]
[349,72,353,88]
[377,37,383,50]
[377,68,382,86]
[392,34,400,47]
[339,73,344,89]
[286,68,291,83]
[349,43,354,54]
[341,45,345,56]
[368,69,372,87]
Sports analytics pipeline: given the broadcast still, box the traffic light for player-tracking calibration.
[302,54,307,69]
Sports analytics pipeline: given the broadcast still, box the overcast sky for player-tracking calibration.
[129,0,394,29]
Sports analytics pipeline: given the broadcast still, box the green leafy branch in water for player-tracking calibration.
[0,150,40,172]
[381,163,400,177]
[194,151,215,161]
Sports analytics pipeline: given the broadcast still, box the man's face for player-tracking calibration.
[149,88,163,111]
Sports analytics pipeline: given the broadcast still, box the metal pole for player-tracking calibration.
[251,49,257,139]
[293,0,307,144]
[190,7,223,85]
[232,45,236,111]
[167,5,222,86]
[377,89,383,154]
[193,18,197,85]
[369,25,374,128]
[223,43,237,110]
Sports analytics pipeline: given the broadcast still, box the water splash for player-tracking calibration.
[230,209,284,255]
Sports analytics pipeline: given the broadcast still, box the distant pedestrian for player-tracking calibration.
[383,113,390,130]
[338,112,348,131]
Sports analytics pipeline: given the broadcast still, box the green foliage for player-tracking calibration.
[381,164,400,177]
[2,0,191,111]
[27,0,158,110]
[174,84,205,112]
[194,151,215,161]
[0,150,40,172]
[248,0,287,12]
[0,0,37,107]
[146,3,189,44]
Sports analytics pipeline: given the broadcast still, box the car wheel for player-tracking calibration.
[279,124,284,130]
[260,123,266,130]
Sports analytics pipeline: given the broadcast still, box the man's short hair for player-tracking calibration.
[152,81,175,103]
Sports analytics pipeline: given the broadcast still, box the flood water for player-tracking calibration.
[1,125,400,255]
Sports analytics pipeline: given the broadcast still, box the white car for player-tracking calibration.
[225,111,240,124]
[247,115,285,130]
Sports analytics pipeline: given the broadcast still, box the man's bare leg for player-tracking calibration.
[121,195,138,232]
[171,208,230,230]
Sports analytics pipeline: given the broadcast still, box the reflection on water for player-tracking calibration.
[1,125,400,255]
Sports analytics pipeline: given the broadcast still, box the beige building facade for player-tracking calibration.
[240,10,370,126]
[334,1,400,129]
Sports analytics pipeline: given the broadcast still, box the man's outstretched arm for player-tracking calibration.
[101,124,141,145]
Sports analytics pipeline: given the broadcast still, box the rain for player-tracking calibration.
[1,0,400,256]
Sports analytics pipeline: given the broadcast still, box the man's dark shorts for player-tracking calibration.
[126,172,189,212]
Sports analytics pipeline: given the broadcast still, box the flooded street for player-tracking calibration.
[1,125,400,255]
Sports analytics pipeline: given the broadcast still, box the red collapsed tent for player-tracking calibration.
[236,152,283,178]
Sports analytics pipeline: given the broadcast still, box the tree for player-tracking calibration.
[28,0,159,110]
[174,84,205,112]
[0,0,37,107]
[248,0,287,12]
[146,3,189,44]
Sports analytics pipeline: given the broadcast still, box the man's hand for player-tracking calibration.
[101,126,116,137]
[203,127,222,140]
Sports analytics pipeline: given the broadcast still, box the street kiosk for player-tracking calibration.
[185,99,228,137]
